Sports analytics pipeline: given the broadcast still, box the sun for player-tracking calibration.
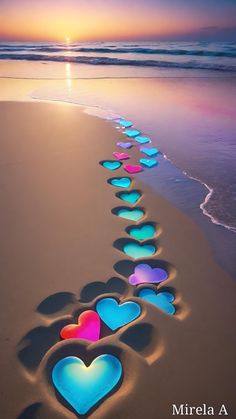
[66,37,70,43]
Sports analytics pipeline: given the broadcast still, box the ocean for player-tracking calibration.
[0,41,236,276]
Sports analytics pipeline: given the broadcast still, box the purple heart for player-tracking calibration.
[129,264,168,286]
[117,142,133,149]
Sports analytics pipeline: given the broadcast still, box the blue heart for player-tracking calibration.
[115,119,133,128]
[134,136,151,144]
[110,178,131,188]
[96,297,141,330]
[140,147,159,157]
[119,191,142,204]
[102,161,122,171]
[140,158,158,168]
[116,208,144,222]
[123,242,156,259]
[128,224,156,241]
[124,129,140,138]
[138,288,175,315]
[52,354,122,415]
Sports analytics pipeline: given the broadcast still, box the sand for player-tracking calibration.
[0,101,235,419]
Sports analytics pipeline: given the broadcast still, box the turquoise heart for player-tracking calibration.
[123,242,156,259]
[138,289,175,315]
[140,147,159,157]
[102,161,122,171]
[140,158,157,168]
[52,354,122,415]
[124,129,140,138]
[96,297,141,330]
[111,178,131,188]
[134,136,151,144]
[115,119,133,128]
[119,191,142,204]
[116,208,144,222]
[128,224,156,241]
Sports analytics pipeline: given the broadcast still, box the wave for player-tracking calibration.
[0,53,235,72]
[1,45,236,58]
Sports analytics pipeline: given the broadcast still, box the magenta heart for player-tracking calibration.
[129,264,168,285]
[124,164,143,174]
[113,151,130,160]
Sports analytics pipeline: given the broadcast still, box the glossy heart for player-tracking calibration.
[129,264,168,286]
[124,164,143,174]
[116,208,144,222]
[128,224,156,241]
[113,151,130,160]
[111,178,131,188]
[52,354,122,415]
[117,142,133,149]
[134,136,151,144]
[123,242,156,259]
[140,158,157,168]
[140,147,159,157]
[124,129,140,137]
[119,191,141,204]
[96,297,141,330]
[138,288,175,315]
[60,310,100,342]
[102,161,122,170]
[115,118,133,128]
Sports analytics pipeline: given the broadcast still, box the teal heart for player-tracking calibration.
[115,118,133,128]
[134,136,151,144]
[119,191,141,204]
[138,288,175,315]
[52,354,122,415]
[96,297,141,330]
[123,242,156,259]
[116,208,144,222]
[128,224,156,241]
[140,147,159,157]
[124,129,140,137]
[140,158,157,168]
[102,161,122,171]
[111,178,131,188]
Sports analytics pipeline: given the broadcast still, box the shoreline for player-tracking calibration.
[0,101,235,418]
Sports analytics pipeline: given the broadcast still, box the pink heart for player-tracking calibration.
[124,164,143,174]
[60,310,101,342]
[113,152,130,161]
[129,264,168,285]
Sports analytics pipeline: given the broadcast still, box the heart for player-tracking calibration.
[111,178,131,188]
[140,147,159,157]
[129,264,168,286]
[60,310,100,342]
[124,129,140,138]
[116,142,133,149]
[52,354,122,415]
[138,288,175,315]
[115,119,133,128]
[134,136,151,144]
[140,158,157,168]
[119,191,141,204]
[116,208,144,222]
[102,161,122,171]
[96,297,141,330]
[128,224,156,241]
[123,242,156,259]
[124,164,143,174]
[113,151,130,161]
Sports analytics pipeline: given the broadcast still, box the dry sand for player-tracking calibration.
[0,101,235,419]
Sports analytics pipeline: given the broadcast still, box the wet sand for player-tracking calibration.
[0,101,235,419]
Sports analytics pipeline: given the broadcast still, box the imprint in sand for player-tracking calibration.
[112,206,145,222]
[100,160,122,170]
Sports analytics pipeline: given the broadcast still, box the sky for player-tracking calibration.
[0,0,236,42]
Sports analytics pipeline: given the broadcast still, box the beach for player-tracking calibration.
[0,100,236,418]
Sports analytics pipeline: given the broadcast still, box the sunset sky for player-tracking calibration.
[0,0,236,42]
